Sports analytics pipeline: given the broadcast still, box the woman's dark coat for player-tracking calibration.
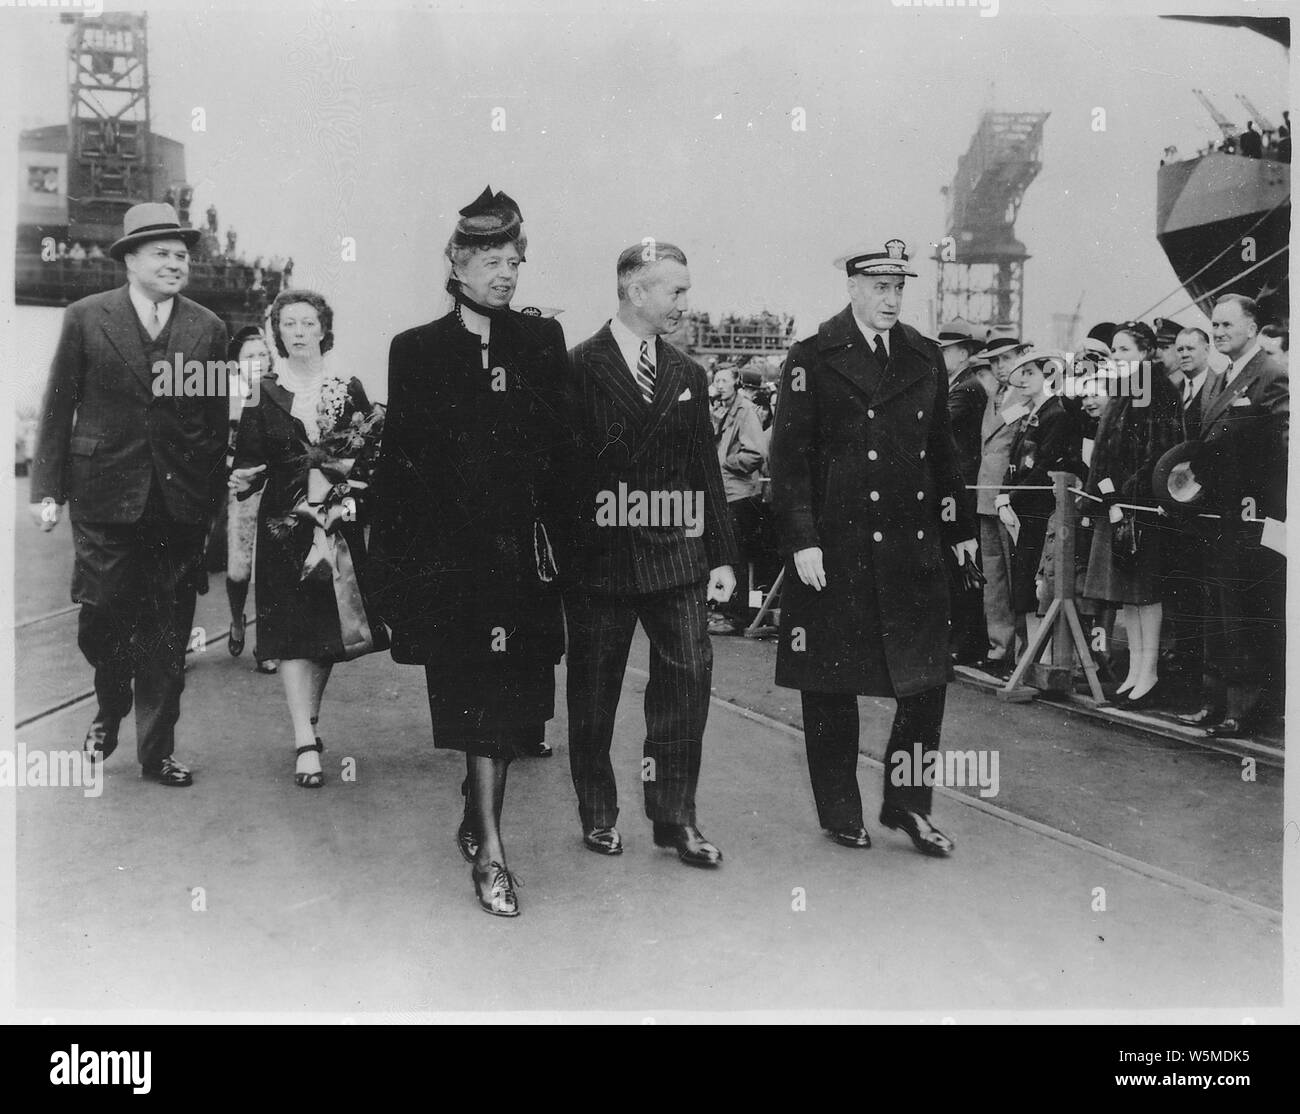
[367,310,569,667]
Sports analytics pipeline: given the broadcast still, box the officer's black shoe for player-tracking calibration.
[826,824,872,849]
[879,804,954,857]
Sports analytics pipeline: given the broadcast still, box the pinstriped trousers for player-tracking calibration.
[564,583,712,828]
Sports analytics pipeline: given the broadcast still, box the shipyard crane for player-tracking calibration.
[934,110,1049,338]
[1191,89,1238,139]
[1234,94,1276,135]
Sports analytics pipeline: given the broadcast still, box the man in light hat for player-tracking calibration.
[769,239,976,856]
[973,332,1031,676]
[939,318,989,663]
[29,202,229,787]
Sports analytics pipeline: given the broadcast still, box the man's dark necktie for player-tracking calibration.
[872,335,888,365]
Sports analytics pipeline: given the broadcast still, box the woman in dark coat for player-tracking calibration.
[368,188,568,918]
[995,351,1083,656]
[1081,322,1182,707]
[230,290,388,786]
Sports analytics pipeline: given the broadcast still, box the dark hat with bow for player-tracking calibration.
[450,186,524,255]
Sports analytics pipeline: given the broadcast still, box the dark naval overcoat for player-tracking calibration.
[769,306,974,697]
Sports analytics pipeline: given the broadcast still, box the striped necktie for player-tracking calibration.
[147,302,162,340]
[634,339,656,404]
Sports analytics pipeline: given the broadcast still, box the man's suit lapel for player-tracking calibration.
[634,340,688,457]
[167,297,204,371]
[1201,354,1261,426]
[99,285,154,394]
[588,324,648,429]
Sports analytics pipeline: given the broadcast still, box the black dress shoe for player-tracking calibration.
[827,824,872,849]
[879,804,954,857]
[582,826,623,855]
[652,823,722,867]
[456,814,480,864]
[1203,717,1257,739]
[83,714,121,762]
[141,755,193,787]
[1177,705,1225,727]
[228,614,246,657]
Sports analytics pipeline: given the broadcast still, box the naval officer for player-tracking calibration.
[769,239,976,855]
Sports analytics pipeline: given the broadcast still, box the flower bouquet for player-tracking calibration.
[265,376,385,657]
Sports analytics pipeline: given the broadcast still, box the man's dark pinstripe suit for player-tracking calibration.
[560,322,738,828]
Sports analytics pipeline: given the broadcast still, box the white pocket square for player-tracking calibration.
[1231,396,1251,407]
[678,388,692,401]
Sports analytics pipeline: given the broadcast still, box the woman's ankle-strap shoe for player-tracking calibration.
[294,741,324,789]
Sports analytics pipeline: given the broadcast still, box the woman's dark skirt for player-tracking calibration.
[425,659,555,760]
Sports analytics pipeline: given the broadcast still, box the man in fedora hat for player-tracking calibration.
[29,202,229,786]
[938,318,989,664]
[769,238,976,855]
[972,332,1031,677]
[1173,294,1288,737]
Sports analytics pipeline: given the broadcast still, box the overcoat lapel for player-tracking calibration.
[869,323,933,407]
[818,306,878,401]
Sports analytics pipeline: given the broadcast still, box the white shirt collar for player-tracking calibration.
[609,312,656,375]
[128,284,174,330]
[852,311,890,356]
[1229,341,1261,382]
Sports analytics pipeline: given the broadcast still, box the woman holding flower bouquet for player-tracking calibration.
[369,188,569,918]
[230,290,388,787]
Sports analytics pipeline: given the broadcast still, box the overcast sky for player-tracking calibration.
[2,0,1290,405]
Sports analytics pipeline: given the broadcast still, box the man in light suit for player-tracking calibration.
[29,203,230,786]
[709,364,768,634]
[1178,294,1287,737]
[973,335,1030,677]
[560,242,738,866]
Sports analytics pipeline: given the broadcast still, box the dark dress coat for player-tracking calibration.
[1000,394,1082,613]
[947,363,989,506]
[233,374,388,661]
[1082,372,1182,605]
[769,307,975,698]
[367,310,569,681]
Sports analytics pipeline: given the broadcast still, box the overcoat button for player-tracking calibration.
[868,450,878,461]
[919,450,926,459]
[867,409,875,419]
[917,530,925,539]
[917,409,923,419]
[870,491,880,501]
[873,531,883,542]
[916,491,924,500]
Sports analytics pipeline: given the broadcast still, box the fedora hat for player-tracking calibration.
[1152,441,1210,516]
[109,202,200,261]
[937,317,987,348]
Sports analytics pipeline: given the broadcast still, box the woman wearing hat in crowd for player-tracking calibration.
[1080,321,1182,708]
[368,188,569,918]
[994,351,1082,663]
[230,290,389,787]
[223,325,279,674]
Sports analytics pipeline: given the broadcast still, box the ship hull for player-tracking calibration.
[1156,153,1290,324]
